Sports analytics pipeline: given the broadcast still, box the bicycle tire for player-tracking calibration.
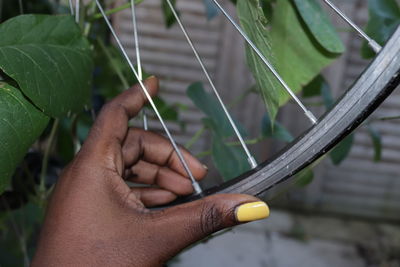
[183,25,400,202]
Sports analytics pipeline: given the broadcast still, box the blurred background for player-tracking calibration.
[0,0,399,266]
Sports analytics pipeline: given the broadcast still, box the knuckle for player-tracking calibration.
[199,201,226,235]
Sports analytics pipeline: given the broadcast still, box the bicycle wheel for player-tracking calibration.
[193,25,400,200]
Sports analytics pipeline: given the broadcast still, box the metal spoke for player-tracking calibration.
[68,0,74,15]
[211,0,317,125]
[130,0,148,130]
[322,0,382,53]
[165,0,257,168]
[75,0,79,23]
[95,0,202,194]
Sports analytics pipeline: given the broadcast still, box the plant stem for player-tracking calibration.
[228,85,257,108]
[83,0,97,36]
[185,126,205,149]
[97,37,130,89]
[90,0,143,21]
[377,115,400,121]
[39,119,59,198]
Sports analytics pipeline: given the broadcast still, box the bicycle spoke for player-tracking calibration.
[130,0,148,130]
[75,0,79,23]
[322,0,382,53]
[95,0,203,194]
[164,0,257,168]
[211,0,317,125]
[68,0,74,15]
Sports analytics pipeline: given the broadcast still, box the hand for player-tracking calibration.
[32,76,269,266]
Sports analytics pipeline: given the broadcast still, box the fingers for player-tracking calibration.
[148,194,269,260]
[126,161,195,195]
[130,188,177,207]
[122,128,207,180]
[86,76,159,148]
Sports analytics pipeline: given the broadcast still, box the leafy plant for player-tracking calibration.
[0,14,93,193]
[361,0,400,58]
[237,0,342,122]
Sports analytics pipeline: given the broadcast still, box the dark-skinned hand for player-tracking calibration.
[32,76,269,266]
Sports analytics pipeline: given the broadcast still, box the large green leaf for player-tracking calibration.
[237,0,280,121]
[187,82,247,138]
[362,0,400,58]
[211,134,251,181]
[0,82,49,193]
[237,0,338,122]
[0,15,93,118]
[293,0,345,54]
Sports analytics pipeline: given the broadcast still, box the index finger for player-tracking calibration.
[87,76,159,147]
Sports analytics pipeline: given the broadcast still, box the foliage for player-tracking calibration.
[361,0,400,58]
[237,0,341,122]
[293,0,344,53]
[0,15,93,117]
[161,0,179,28]
[261,113,293,142]
[0,14,93,193]
[187,82,250,180]
[0,83,49,193]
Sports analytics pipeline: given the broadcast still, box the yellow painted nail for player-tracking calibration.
[235,201,270,222]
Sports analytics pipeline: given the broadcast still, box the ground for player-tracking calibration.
[170,209,400,267]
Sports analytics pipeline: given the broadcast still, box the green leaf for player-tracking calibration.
[296,167,314,187]
[211,134,251,181]
[237,0,279,121]
[330,134,354,165]
[0,15,93,118]
[293,0,345,54]
[237,0,338,122]
[187,82,247,138]
[303,74,325,98]
[0,82,49,193]
[162,0,178,28]
[362,0,400,58]
[367,125,382,162]
[261,113,293,142]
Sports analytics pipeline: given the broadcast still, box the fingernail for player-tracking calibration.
[147,75,156,80]
[235,201,269,222]
[202,164,208,171]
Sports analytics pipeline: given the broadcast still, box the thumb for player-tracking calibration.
[154,194,269,257]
